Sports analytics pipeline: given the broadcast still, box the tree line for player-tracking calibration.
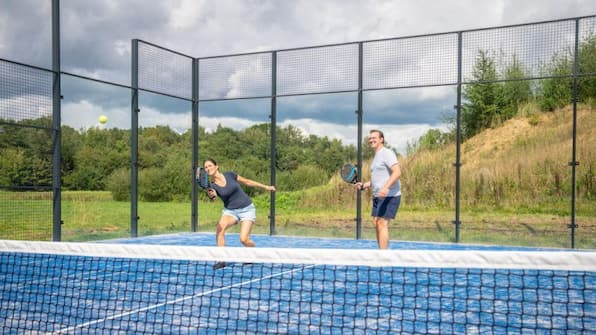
[0,120,362,201]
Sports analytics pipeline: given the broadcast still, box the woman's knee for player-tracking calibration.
[216,220,234,233]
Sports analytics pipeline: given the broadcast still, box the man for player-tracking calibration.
[356,130,401,249]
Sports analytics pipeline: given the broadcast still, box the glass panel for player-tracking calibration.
[459,19,582,248]
[0,60,53,240]
[275,93,358,238]
[61,74,131,241]
[364,87,456,244]
[137,91,192,237]
[197,99,271,240]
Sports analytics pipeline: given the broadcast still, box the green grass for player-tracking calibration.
[0,191,53,240]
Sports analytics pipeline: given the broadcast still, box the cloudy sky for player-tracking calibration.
[1,0,594,152]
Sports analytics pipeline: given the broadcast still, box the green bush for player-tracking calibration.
[139,167,173,202]
[277,164,329,192]
[106,168,130,201]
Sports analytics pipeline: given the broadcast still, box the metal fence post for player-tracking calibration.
[453,32,463,243]
[130,39,139,238]
[270,51,277,235]
[569,18,580,249]
[192,58,199,232]
[51,0,62,242]
[356,42,363,240]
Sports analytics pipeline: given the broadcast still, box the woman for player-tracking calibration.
[200,158,275,268]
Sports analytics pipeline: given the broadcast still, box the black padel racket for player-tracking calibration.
[197,168,216,200]
[340,163,358,184]
[197,167,210,189]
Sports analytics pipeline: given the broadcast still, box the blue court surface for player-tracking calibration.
[1,233,594,334]
[108,231,574,251]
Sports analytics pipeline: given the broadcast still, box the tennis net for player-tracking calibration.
[1,239,594,334]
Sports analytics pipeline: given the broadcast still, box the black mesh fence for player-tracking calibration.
[0,59,53,240]
[199,53,272,100]
[138,41,194,100]
[363,33,459,89]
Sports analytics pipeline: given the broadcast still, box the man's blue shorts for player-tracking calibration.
[371,195,401,219]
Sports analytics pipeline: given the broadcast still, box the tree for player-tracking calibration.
[406,128,450,155]
[462,50,502,139]
[539,31,596,110]
[578,32,596,105]
[539,52,573,111]
[501,55,532,118]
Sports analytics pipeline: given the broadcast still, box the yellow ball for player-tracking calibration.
[99,115,108,124]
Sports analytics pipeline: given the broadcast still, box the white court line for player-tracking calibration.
[49,265,314,334]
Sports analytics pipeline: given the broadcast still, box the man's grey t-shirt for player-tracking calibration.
[370,147,401,197]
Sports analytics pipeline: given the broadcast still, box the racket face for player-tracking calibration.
[198,168,210,189]
[341,163,358,183]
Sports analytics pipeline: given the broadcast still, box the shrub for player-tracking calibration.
[106,168,130,201]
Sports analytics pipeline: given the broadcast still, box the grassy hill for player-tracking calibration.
[404,104,594,211]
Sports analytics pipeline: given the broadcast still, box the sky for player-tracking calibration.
[1,0,595,153]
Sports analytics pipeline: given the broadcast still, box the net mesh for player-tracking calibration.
[138,41,193,100]
[363,33,459,89]
[198,53,272,100]
[277,44,359,96]
[1,240,594,334]
[461,20,577,83]
[0,60,53,126]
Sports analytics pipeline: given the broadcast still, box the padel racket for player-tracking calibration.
[340,163,358,184]
[197,168,216,200]
[197,167,210,190]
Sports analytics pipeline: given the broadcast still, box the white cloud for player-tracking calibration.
[277,117,447,155]
[139,106,192,132]
[417,86,454,100]
[370,123,449,155]
[201,116,258,133]
[279,118,357,145]
[0,94,52,121]
[114,40,129,57]
[168,0,209,30]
